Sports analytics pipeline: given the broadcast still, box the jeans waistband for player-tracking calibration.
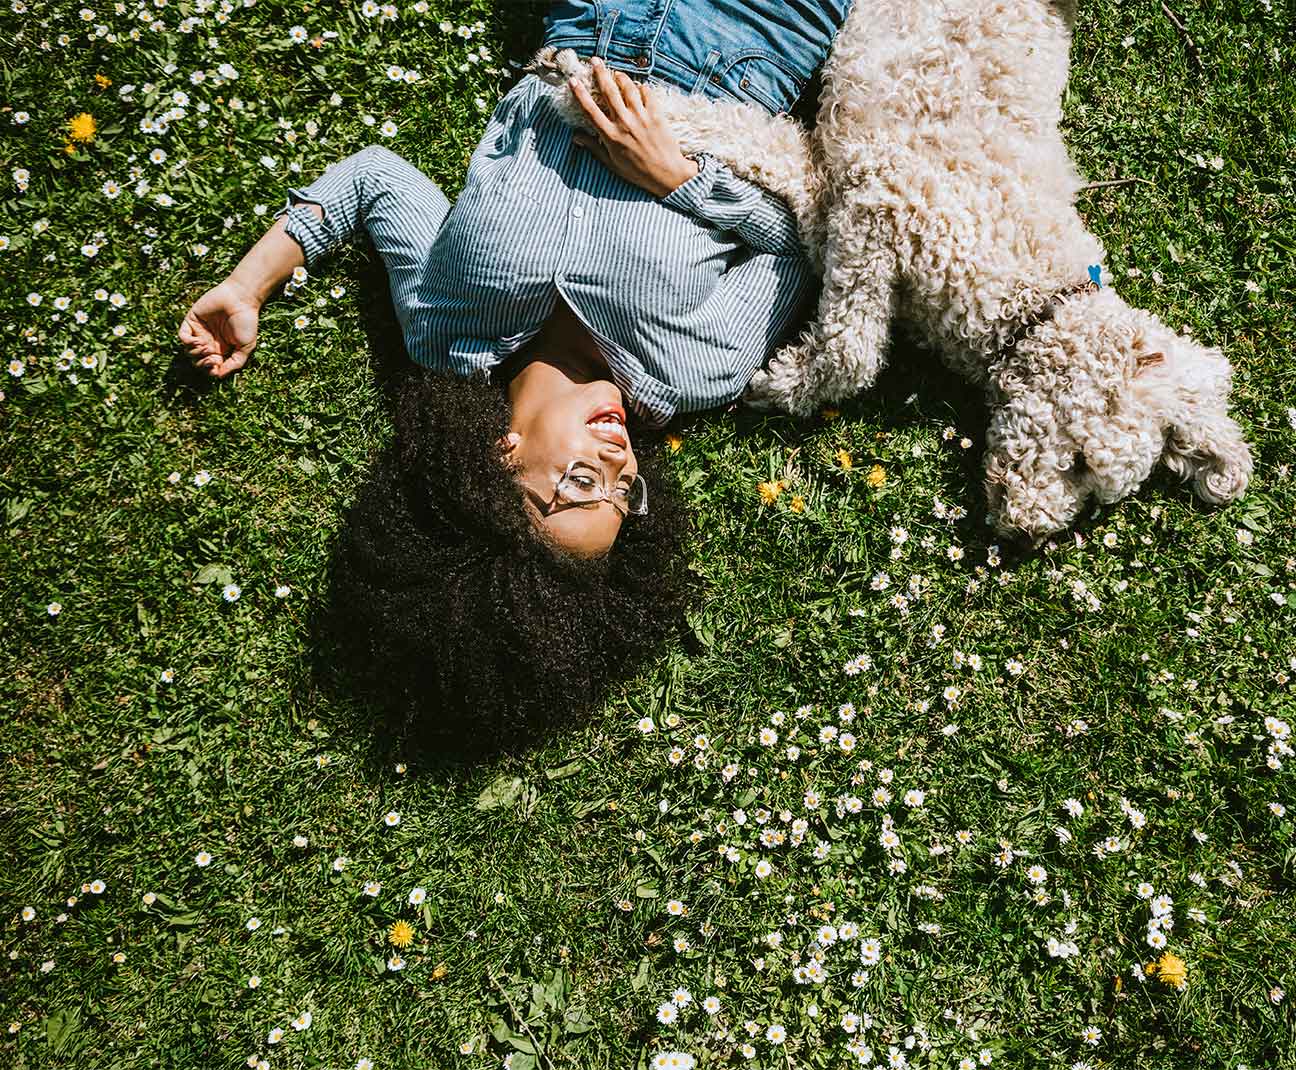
[542,32,785,113]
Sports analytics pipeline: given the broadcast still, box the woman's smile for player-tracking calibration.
[586,404,629,448]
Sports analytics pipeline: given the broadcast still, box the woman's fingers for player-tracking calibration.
[615,70,646,118]
[179,312,213,351]
[590,57,632,125]
[570,78,620,142]
[639,79,663,120]
[209,350,249,378]
[178,316,197,344]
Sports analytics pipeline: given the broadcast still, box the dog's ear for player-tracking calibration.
[982,399,1085,541]
[1150,345,1253,505]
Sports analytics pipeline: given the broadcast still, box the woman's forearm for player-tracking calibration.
[225,204,323,305]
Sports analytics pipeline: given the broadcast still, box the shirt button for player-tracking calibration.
[571,205,585,219]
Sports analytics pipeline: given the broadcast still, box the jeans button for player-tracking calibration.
[634,54,649,68]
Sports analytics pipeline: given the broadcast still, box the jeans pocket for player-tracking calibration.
[716,51,806,114]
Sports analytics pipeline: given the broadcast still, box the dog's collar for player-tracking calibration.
[1002,280,1101,354]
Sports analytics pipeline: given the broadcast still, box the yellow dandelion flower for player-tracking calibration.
[758,480,785,504]
[94,74,112,89]
[790,495,805,513]
[64,142,77,155]
[67,113,97,143]
[1146,952,1188,989]
[665,433,683,452]
[431,961,449,981]
[387,920,415,948]
[866,465,886,488]
[835,449,853,470]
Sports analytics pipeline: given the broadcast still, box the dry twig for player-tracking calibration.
[1160,2,1204,68]
[1078,178,1158,193]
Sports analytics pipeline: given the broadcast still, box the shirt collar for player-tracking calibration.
[589,332,680,428]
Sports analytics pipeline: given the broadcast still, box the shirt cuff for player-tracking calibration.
[274,194,333,270]
[660,151,719,215]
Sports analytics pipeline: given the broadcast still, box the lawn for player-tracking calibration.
[3,1,1295,1069]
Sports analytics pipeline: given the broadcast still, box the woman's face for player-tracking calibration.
[504,354,639,558]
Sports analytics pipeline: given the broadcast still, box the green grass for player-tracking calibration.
[3,1,1296,1068]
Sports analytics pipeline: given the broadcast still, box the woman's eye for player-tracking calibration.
[570,475,598,489]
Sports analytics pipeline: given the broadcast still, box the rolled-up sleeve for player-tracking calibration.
[661,151,805,259]
[277,198,336,269]
[272,154,371,269]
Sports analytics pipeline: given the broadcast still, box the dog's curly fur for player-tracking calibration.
[525,9,1253,541]
[743,0,1253,540]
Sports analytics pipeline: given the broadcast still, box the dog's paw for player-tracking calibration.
[525,46,585,86]
[742,369,784,412]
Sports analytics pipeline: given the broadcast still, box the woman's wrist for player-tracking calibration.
[220,272,265,309]
[653,153,700,198]
[225,208,320,306]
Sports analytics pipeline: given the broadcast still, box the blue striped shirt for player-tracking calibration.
[278,74,816,426]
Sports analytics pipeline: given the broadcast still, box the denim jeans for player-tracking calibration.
[542,0,853,115]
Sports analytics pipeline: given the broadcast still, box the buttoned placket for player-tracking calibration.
[552,140,593,290]
[547,151,659,422]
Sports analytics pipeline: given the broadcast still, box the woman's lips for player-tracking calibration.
[586,406,628,448]
[586,403,626,425]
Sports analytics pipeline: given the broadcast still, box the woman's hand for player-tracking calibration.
[570,57,699,198]
[178,279,261,379]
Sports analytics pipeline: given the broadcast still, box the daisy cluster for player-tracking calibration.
[3,0,504,401]
[618,600,1293,1070]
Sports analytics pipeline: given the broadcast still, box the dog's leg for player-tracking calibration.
[982,386,1086,541]
[745,199,899,417]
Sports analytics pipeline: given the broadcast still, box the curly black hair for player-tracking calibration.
[325,368,695,756]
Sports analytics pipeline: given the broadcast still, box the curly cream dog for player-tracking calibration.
[743,0,1253,539]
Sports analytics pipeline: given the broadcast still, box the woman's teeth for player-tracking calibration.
[587,420,624,435]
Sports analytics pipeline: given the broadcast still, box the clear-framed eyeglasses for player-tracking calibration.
[552,459,648,517]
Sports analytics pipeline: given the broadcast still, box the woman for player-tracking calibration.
[178,1,851,750]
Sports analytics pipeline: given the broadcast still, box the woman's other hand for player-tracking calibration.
[178,280,261,378]
[570,57,699,199]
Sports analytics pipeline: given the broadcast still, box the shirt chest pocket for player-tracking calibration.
[429,129,547,294]
[711,51,807,114]
[463,121,537,199]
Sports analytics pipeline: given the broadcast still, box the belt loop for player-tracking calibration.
[595,8,620,59]
[689,48,722,95]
